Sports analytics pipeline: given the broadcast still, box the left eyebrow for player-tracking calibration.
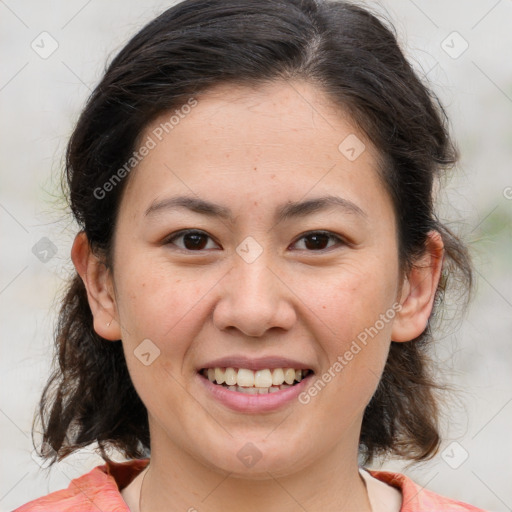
[144,194,367,223]
[276,195,367,222]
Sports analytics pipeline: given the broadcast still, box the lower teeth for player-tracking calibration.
[220,383,293,394]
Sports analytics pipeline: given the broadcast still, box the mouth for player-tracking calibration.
[198,367,314,395]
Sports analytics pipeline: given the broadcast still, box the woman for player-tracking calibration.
[15,0,484,510]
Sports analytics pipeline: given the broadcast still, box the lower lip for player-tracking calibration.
[197,372,314,413]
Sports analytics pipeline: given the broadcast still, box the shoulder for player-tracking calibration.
[13,459,149,512]
[367,469,489,512]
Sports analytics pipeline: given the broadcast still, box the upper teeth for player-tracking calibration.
[203,367,310,387]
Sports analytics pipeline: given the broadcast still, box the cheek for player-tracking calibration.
[108,236,211,414]
[114,255,214,356]
[300,255,399,340]
[297,255,398,406]
[115,260,210,413]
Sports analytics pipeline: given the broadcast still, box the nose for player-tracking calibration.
[213,253,297,337]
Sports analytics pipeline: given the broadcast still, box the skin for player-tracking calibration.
[72,79,443,512]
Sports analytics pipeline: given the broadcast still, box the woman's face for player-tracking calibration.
[108,80,403,477]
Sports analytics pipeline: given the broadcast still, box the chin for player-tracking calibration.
[198,440,311,480]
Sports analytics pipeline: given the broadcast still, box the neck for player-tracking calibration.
[138,424,372,512]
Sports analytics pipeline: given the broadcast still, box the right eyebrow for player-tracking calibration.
[145,196,233,220]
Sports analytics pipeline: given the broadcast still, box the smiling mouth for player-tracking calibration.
[199,367,314,394]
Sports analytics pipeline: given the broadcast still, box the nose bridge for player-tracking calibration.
[233,251,275,301]
[213,244,296,336]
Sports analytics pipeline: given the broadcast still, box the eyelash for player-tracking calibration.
[164,229,346,252]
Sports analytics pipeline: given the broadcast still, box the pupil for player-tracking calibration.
[184,232,207,250]
[305,233,329,250]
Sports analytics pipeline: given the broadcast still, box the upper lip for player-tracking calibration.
[198,355,315,372]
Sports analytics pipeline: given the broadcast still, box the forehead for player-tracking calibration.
[158,80,364,156]
[120,80,390,223]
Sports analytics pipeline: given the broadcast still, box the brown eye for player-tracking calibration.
[166,230,219,251]
[292,231,342,251]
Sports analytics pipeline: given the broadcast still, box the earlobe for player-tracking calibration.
[71,232,122,341]
[391,231,444,343]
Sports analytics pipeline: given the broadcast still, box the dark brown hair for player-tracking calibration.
[35,0,472,466]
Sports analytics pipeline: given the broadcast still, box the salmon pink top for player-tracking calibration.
[14,458,487,511]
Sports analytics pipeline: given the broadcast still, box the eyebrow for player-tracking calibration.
[144,194,367,223]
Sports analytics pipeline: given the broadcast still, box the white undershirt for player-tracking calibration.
[359,467,403,512]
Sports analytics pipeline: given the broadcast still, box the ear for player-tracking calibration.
[391,230,444,342]
[71,232,122,341]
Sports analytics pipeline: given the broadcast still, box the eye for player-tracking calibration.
[291,231,344,251]
[165,229,220,251]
